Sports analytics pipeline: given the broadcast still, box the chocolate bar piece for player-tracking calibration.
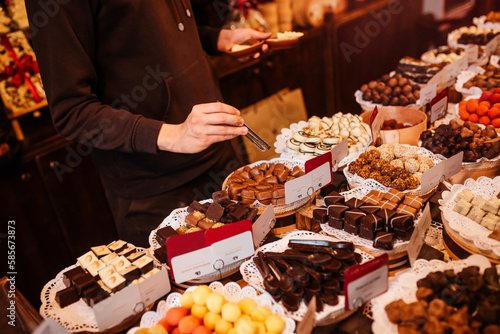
[344,209,366,227]
[271,197,286,205]
[126,251,145,262]
[91,245,111,258]
[359,204,380,215]
[246,208,259,222]
[360,214,384,232]
[156,226,178,247]
[328,217,344,229]
[272,185,285,198]
[396,204,418,218]
[241,188,256,199]
[82,284,109,306]
[376,209,397,231]
[228,203,250,221]
[256,190,273,201]
[153,245,168,263]
[62,266,85,288]
[73,273,96,295]
[390,213,413,231]
[345,198,365,209]
[313,206,329,224]
[380,200,397,210]
[187,200,206,213]
[55,286,79,308]
[212,190,231,204]
[402,195,424,210]
[133,255,154,274]
[256,183,272,191]
[119,265,141,282]
[373,231,394,250]
[328,204,349,219]
[359,228,376,240]
[324,191,344,206]
[185,211,205,227]
[206,202,225,221]
[344,222,359,235]
[107,240,127,254]
[383,189,405,203]
[198,219,215,229]
[393,226,415,241]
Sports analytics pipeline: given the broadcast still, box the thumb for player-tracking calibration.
[249,29,272,40]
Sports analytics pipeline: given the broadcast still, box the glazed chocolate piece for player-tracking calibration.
[73,273,96,295]
[313,206,329,223]
[206,202,225,221]
[55,285,79,308]
[198,219,215,229]
[328,204,349,219]
[344,209,366,227]
[246,208,259,222]
[324,191,345,206]
[396,204,418,218]
[110,256,131,272]
[383,189,405,203]
[101,252,119,266]
[119,265,141,282]
[103,273,126,293]
[62,266,85,288]
[344,222,359,235]
[345,198,365,209]
[360,214,384,232]
[329,217,344,229]
[380,200,398,210]
[126,251,145,262]
[228,203,250,222]
[133,256,154,274]
[359,204,380,215]
[256,190,273,201]
[86,260,106,278]
[402,195,424,210]
[322,292,339,306]
[212,190,231,204]
[393,226,415,241]
[373,231,395,250]
[390,213,413,231]
[82,284,108,306]
[271,197,286,205]
[272,186,285,199]
[187,200,205,213]
[77,251,98,269]
[155,226,178,247]
[185,211,205,227]
[98,265,117,282]
[107,240,127,254]
[153,245,168,263]
[376,209,397,231]
[359,228,376,240]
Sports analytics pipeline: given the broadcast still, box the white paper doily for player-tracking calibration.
[222,158,310,215]
[40,246,150,332]
[127,281,296,334]
[354,90,423,112]
[439,176,500,254]
[371,254,496,334]
[274,120,371,162]
[473,15,500,30]
[319,185,421,254]
[342,145,441,196]
[239,230,374,322]
[454,69,484,97]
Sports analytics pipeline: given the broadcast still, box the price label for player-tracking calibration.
[380,130,399,145]
[491,55,500,68]
[421,152,463,194]
[369,106,383,145]
[284,173,312,203]
[465,45,479,64]
[252,206,275,247]
[210,231,254,269]
[419,83,437,105]
[331,139,348,171]
[485,34,500,56]
[171,248,214,283]
[311,162,331,191]
[344,254,389,311]
[430,87,449,123]
[445,56,467,83]
[407,204,432,266]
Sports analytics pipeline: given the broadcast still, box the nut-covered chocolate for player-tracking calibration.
[360,73,420,106]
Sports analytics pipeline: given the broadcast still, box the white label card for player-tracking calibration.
[465,45,479,64]
[310,162,331,191]
[407,204,432,267]
[370,110,384,144]
[380,130,399,145]
[419,83,437,105]
[421,152,463,194]
[93,283,142,330]
[331,139,348,170]
[443,152,464,179]
[138,268,171,306]
[445,55,467,83]
[491,55,500,68]
[252,206,276,247]
[33,319,70,334]
[210,231,254,269]
[171,247,214,284]
[285,173,312,204]
[485,34,500,56]
[346,265,388,310]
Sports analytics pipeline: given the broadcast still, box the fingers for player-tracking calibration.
[248,29,272,40]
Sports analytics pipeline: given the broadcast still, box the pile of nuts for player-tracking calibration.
[360,73,420,106]
[419,120,500,162]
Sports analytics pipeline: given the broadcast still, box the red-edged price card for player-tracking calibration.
[369,106,383,145]
[430,87,449,124]
[285,161,330,203]
[167,220,254,283]
[344,254,389,311]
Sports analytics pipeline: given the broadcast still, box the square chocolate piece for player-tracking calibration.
[344,222,359,235]
[324,191,345,206]
[55,285,79,308]
[359,228,376,240]
[393,226,415,241]
[133,255,154,274]
[313,206,329,224]
[396,204,418,218]
[376,209,397,231]
[344,209,366,227]
[228,203,250,221]
[156,226,178,247]
[187,200,206,213]
[380,200,397,210]
[73,273,96,295]
[373,231,394,250]
[345,198,365,209]
[360,214,384,232]
[328,217,344,229]
[383,189,405,204]
[402,195,424,210]
[206,202,225,221]
[328,204,349,219]
[62,266,85,288]
[154,244,168,263]
[127,251,146,262]
[390,213,414,231]
[212,190,231,204]
[119,265,141,282]
[118,246,136,258]
[107,240,128,254]
[82,284,109,306]
[359,204,380,215]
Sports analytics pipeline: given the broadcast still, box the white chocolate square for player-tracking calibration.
[482,196,500,214]
[467,207,485,224]
[98,265,117,281]
[481,213,498,230]
[471,195,486,208]
[455,189,475,203]
[86,259,105,277]
[453,199,472,216]
[110,255,131,272]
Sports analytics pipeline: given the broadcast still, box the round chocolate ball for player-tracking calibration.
[360,84,368,92]
[388,78,398,87]
[398,77,408,86]
[368,81,377,89]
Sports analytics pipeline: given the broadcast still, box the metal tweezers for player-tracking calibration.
[244,123,270,152]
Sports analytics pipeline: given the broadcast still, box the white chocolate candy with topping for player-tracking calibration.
[77,251,98,269]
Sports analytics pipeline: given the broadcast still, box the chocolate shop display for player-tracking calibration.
[240,231,373,322]
[420,46,465,64]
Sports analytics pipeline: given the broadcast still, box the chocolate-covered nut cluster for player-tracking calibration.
[360,73,420,106]
[419,120,500,162]
[463,64,500,91]
[226,162,305,205]
[347,145,433,191]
